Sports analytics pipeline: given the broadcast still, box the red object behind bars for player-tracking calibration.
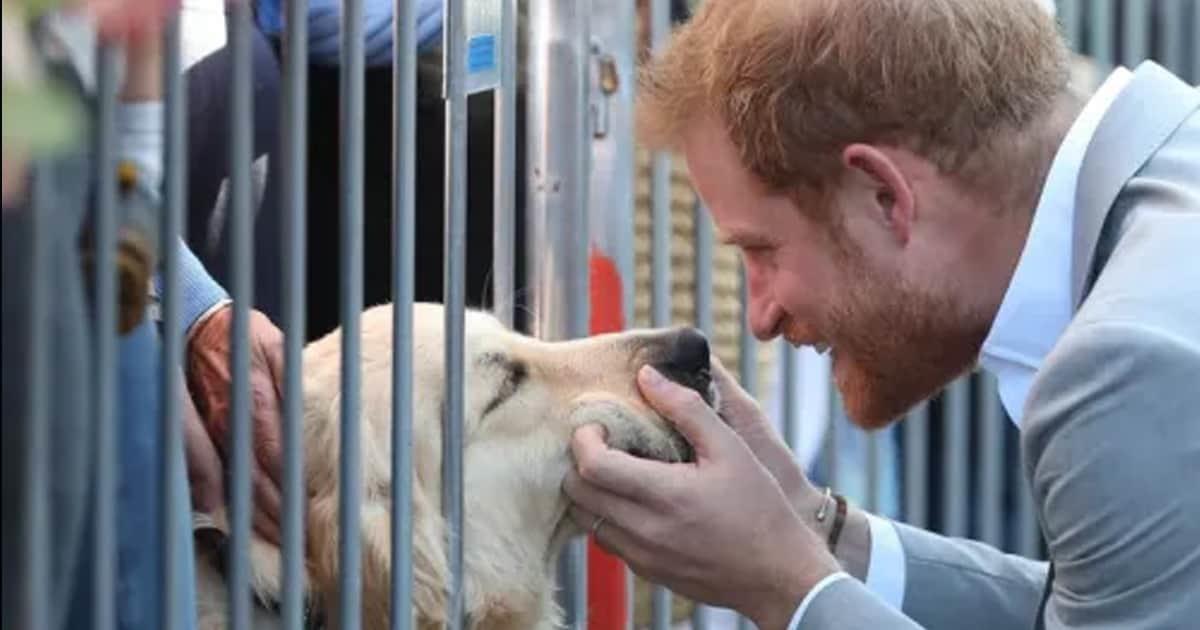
[587,249,629,629]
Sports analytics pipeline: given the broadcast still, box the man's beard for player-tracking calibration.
[822,255,990,430]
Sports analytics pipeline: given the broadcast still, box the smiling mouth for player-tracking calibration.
[785,336,833,357]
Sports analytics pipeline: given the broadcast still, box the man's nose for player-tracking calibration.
[743,262,782,341]
[747,290,783,341]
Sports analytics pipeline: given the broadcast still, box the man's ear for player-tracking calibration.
[840,144,916,246]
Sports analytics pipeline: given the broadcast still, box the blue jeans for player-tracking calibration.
[61,317,199,630]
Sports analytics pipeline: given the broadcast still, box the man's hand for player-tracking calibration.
[710,356,817,510]
[709,356,872,581]
[183,380,225,513]
[186,304,284,545]
[563,365,842,630]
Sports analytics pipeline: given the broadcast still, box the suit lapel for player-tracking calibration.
[1071,61,1200,308]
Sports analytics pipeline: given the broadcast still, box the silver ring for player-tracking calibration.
[590,515,607,537]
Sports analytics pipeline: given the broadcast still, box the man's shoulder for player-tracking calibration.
[1019,260,1199,488]
[1016,250,1200,626]
[1075,210,1200,339]
[1023,206,1200,449]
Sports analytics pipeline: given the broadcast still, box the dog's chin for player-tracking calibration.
[566,400,682,460]
[619,423,694,464]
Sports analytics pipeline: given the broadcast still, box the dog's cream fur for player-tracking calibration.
[195,302,709,630]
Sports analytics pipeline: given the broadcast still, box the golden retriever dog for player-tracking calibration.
[195,301,716,629]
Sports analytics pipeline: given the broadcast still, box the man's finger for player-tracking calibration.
[563,462,664,529]
[253,507,282,547]
[570,424,682,505]
[253,468,283,544]
[182,375,226,513]
[566,499,659,566]
[257,312,286,400]
[636,365,736,460]
[252,376,285,487]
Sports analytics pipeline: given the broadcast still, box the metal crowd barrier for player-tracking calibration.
[9,1,1199,629]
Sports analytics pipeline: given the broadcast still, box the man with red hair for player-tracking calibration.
[564,0,1200,628]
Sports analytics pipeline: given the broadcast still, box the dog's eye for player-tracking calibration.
[480,356,527,418]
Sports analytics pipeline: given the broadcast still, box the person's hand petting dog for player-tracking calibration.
[186,305,286,545]
[183,376,226,514]
[563,363,841,630]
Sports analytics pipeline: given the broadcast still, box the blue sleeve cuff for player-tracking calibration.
[152,238,229,341]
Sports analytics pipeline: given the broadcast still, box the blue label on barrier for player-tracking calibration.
[461,0,501,95]
[468,34,496,74]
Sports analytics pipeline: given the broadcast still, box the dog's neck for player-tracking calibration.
[453,455,578,629]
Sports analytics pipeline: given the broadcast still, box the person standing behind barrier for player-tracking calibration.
[3,4,288,628]
[3,3,206,629]
[172,0,287,326]
[564,0,1200,628]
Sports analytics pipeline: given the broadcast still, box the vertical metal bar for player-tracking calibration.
[824,383,841,491]
[528,0,593,624]
[691,202,713,630]
[340,0,367,627]
[386,0,418,628]
[1088,0,1116,67]
[649,1,672,624]
[587,0,639,334]
[693,202,714,337]
[227,3,256,629]
[1161,0,1187,77]
[736,265,757,630]
[649,5,672,333]
[444,0,468,625]
[1058,0,1082,52]
[941,377,970,538]
[1121,0,1149,68]
[865,430,880,514]
[976,374,1004,548]
[781,343,798,449]
[1193,0,1200,84]
[492,0,517,328]
[586,2,640,624]
[651,589,672,630]
[21,164,53,630]
[91,41,121,630]
[281,0,310,627]
[736,266,757,397]
[160,16,187,630]
[694,203,714,628]
[390,0,416,627]
[902,402,929,529]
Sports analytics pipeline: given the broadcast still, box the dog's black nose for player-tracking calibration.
[651,328,713,403]
[666,327,710,375]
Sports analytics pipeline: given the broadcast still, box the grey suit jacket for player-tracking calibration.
[800,61,1200,629]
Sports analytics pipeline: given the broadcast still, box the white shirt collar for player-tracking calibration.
[979,67,1133,427]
